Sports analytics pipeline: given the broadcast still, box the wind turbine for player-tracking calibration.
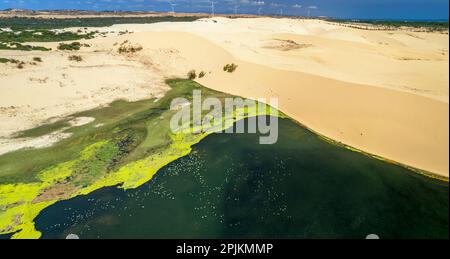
[169,1,176,13]
[307,6,317,18]
[293,4,302,16]
[280,8,283,17]
[210,1,215,16]
[258,7,262,16]
[234,5,239,15]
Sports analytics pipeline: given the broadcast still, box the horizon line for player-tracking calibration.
[1,8,449,22]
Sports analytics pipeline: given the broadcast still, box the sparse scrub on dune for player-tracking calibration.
[68,55,83,62]
[0,58,27,68]
[325,19,449,32]
[0,16,203,31]
[0,29,96,43]
[57,42,81,51]
[33,57,42,62]
[223,63,238,73]
[0,42,51,51]
[16,62,25,69]
[198,71,206,78]
[8,59,20,64]
[117,40,143,54]
[187,70,197,80]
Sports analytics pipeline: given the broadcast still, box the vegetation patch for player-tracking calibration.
[187,70,197,80]
[0,16,205,30]
[0,57,10,63]
[0,42,51,51]
[0,58,23,67]
[57,42,81,51]
[117,41,143,54]
[0,30,95,43]
[68,55,83,62]
[326,19,449,32]
[0,57,44,68]
[223,63,238,73]
[0,79,281,239]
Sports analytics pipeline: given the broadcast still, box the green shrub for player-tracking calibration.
[28,45,51,51]
[0,42,51,51]
[0,58,25,67]
[68,55,83,62]
[58,42,81,51]
[33,57,42,62]
[223,63,238,73]
[0,16,203,31]
[117,41,143,54]
[187,70,197,80]
[0,29,96,43]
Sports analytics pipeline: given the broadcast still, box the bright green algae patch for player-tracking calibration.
[0,79,282,239]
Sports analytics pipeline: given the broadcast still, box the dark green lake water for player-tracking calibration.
[34,118,449,239]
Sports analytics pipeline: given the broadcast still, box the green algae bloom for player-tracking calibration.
[0,79,282,239]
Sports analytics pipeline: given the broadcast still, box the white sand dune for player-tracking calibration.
[0,18,448,177]
[113,18,449,102]
[0,46,168,138]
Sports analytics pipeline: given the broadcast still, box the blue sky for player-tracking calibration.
[1,0,449,20]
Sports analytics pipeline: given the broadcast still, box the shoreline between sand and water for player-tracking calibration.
[0,83,446,239]
[0,79,285,238]
[1,17,448,178]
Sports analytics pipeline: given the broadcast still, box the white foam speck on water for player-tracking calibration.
[366,234,380,239]
[66,234,80,239]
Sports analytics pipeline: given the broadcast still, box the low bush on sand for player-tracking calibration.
[33,57,42,62]
[187,70,197,80]
[0,29,96,43]
[223,63,238,73]
[68,55,83,62]
[0,58,26,69]
[16,62,25,69]
[58,42,81,51]
[117,41,143,54]
[0,42,51,51]
[198,71,206,78]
